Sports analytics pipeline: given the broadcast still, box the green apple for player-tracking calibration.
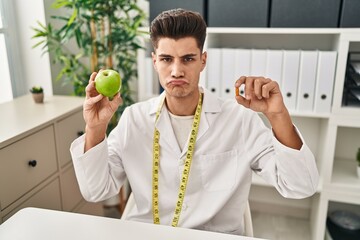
[95,69,122,97]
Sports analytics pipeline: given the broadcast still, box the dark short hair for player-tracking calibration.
[150,8,207,52]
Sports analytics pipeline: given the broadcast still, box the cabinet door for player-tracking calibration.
[61,165,83,211]
[2,178,61,222]
[56,111,85,167]
[0,126,57,210]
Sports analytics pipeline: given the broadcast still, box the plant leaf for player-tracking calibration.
[52,0,71,9]
[67,8,78,26]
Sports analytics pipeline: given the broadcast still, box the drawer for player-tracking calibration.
[0,125,58,209]
[61,165,83,211]
[56,111,85,167]
[2,178,61,222]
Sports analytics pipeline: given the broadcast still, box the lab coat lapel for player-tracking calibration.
[155,106,182,156]
[196,88,221,142]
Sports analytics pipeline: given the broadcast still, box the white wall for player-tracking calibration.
[13,0,53,96]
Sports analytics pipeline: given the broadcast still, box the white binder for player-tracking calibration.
[297,51,318,112]
[282,50,300,111]
[206,48,222,96]
[221,48,236,99]
[250,49,267,76]
[266,49,283,86]
[314,51,337,113]
[235,49,251,96]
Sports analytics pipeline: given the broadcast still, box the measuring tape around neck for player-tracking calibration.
[152,92,203,227]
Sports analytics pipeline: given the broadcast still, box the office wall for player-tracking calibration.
[13,0,53,96]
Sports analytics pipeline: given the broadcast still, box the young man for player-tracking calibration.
[70,9,319,235]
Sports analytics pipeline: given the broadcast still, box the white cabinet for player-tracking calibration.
[0,95,103,223]
[0,125,58,209]
[137,27,360,240]
[56,110,85,167]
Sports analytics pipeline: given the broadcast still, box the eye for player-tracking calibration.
[160,57,172,62]
[184,57,194,62]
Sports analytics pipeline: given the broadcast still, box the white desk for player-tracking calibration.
[0,208,264,240]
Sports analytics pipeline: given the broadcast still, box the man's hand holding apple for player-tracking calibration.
[83,70,123,151]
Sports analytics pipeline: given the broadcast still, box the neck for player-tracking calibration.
[165,91,200,116]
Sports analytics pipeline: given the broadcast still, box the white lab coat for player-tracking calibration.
[70,87,319,235]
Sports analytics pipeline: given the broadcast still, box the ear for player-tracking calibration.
[200,51,207,72]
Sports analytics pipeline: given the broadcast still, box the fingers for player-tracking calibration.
[86,93,104,105]
[235,76,278,100]
[109,92,123,109]
[86,72,99,99]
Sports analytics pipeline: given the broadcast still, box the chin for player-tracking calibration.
[167,88,188,98]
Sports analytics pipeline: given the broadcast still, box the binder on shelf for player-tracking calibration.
[314,51,337,113]
[221,48,236,99]
[206,48,222,96]
[297,51,318,112]
[250,49,267,76]
[235,49,251,97]
[281,50,300,111]
[266,50,283,86]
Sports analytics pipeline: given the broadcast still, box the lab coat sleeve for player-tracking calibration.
[70,111,129,202]
[247,113,319,199]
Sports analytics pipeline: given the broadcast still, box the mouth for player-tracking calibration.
[167,79,188,86]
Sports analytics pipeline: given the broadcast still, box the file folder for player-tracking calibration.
[221,48,236,99]
[282,50,300,111]
[206,48,222,96]
[235,49,251,96]
[266,50,283,86]
[251,49,267,76]
[314,51,337,113]
[297,51,318,112]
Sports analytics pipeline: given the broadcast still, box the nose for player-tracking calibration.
[171,60,184,78]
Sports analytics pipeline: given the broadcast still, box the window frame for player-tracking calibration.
[0,0,25,100]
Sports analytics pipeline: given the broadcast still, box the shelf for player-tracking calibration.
[136,25,360,240]
[207,27,345,34]
[139,27,360,35]
[288,111,331,119]
[251,211,311,240]
[330,159,360,193]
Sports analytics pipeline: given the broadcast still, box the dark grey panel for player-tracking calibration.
[208,0,269,27]
[270,0,341,28]
[340,0,360,27]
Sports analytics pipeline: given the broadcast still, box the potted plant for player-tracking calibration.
[30,86,44,103]
[31,0,146,134]
[357,147,360,178]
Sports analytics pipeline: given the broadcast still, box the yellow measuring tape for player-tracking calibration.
[152,92,203,227]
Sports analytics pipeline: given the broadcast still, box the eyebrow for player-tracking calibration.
[158,53,198,58]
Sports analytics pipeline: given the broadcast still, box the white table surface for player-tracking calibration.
[0,208,264,240]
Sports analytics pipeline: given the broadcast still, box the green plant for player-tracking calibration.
[32,0,146,133]
[30,86,44,94]
[357,147,360,167]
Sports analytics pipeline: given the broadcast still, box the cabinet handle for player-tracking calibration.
[77,131,84,137]
[28,160,37,167]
